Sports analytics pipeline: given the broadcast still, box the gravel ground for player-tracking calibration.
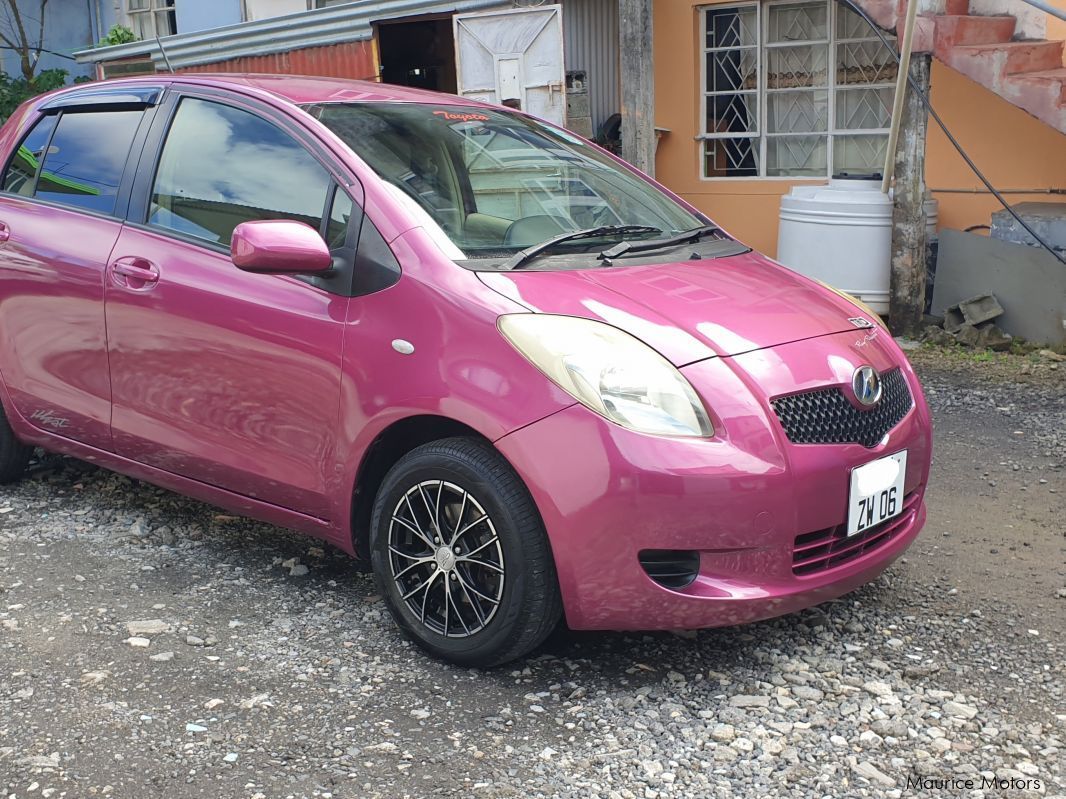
[1,348,1063,799]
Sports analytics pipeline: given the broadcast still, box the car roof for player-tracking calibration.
[48,73,492,109]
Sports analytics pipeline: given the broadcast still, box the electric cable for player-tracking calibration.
[839,0,1066,265]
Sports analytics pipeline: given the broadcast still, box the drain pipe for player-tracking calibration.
[881,0,920,194]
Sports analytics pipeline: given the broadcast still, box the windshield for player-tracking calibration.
[307,102,705,259]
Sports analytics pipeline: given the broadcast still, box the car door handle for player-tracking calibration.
[109,256,160,290]
[0,221,10,243]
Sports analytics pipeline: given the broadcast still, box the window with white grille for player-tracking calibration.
[700,0,897,178]
[126,0,176,39]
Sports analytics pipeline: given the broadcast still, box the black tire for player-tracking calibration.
[0,403,31,484]
[370,437,562,667]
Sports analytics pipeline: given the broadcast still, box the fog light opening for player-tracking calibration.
[638,549,700,590]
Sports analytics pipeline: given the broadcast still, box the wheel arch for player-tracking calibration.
[350,414,493,560]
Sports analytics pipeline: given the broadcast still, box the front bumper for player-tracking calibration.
[494,329,932,631]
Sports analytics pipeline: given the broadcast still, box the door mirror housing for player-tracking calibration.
[231,220,333,274]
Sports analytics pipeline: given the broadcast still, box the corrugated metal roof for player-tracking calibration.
[74,0,506,69]
[177,40,378,79]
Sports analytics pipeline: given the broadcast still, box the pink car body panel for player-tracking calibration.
[0,74,932,632]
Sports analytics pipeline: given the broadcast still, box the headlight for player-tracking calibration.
[498,314,713,438]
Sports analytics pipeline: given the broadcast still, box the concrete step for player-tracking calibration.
[946,40,1065,79]
[1009,67,1066,104]
[933,15,1015,50]
[1000,68,1066,130]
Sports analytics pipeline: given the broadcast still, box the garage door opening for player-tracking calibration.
[375,16,457,94]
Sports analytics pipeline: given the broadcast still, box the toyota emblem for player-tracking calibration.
[852,366,882,407]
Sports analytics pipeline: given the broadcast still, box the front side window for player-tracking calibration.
[1,115,58,196]
[150,98,333,246]
[127,0,176,39]
[311,103,704,259]
[33,110,143,214]
[701,1,897,178]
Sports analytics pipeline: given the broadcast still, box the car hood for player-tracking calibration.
[477,251,872,365]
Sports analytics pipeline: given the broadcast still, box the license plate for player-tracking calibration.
[847,451,907,536]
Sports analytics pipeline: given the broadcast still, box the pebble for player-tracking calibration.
[943,700,979,720]
[728,694,770,708]
[125,619,169,636]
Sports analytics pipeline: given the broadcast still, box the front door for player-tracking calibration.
[0,105,148,450]
[453,5,567,125]
[105,94,356,518]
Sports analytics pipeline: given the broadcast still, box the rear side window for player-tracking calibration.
[34,110,143,215]
[149,97,332,246]
[2,115,58,196]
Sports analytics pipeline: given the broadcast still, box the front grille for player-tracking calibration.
[792,492,919,576]
[770,368,913,448]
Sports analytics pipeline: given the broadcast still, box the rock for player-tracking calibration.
[791,685,824,702]
[410,708,431,720]
[204,699,224,710]
[240,693,272,710]
[943,700,979,720]
[710,724,735,743]
[922,325,956,347]
[955,323,981,348]
[852,761,896,787]
[185,723,207,733]
[830,735,849,747]
[365,742,398,753]
[185,635,205,647]
[976,323,1012,352]
[859,730,884,748]
[148,651,174,662]
[642,759,663,778]
[125,619,169,636]
[728,694,770,708]
[124,637,150,648]
[223,753,238,763]
[1037,348,1065,362]
[289,564,309,577]
[863,681,894,698]
[80,670,110,686]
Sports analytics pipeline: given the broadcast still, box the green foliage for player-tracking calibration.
[0,68,70,124]
[98,24,137,47]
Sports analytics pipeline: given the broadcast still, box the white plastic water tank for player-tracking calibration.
[776,176,938,315]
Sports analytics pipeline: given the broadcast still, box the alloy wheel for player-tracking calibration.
[387,480,505,637]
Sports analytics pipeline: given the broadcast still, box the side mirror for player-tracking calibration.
[230,220,333,274]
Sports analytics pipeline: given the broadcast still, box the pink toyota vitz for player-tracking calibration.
[0,75,931,666]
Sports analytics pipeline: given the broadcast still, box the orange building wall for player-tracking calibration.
[653,0,1066,257]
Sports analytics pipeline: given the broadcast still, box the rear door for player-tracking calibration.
[453,5,567,125]
[105,91,357,518]
[0,95,155,450]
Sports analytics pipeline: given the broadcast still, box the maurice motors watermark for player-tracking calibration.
[904,774,1045,793]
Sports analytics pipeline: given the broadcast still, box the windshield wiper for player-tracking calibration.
[597,225,722,262]
[503,225,661,270]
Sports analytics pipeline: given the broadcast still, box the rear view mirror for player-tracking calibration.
[231,220,333,274]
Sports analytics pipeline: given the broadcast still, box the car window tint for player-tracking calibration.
[2,115,58,196]
[150,98,331,246]
[34,110,142,214]
[326,188,353,249]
